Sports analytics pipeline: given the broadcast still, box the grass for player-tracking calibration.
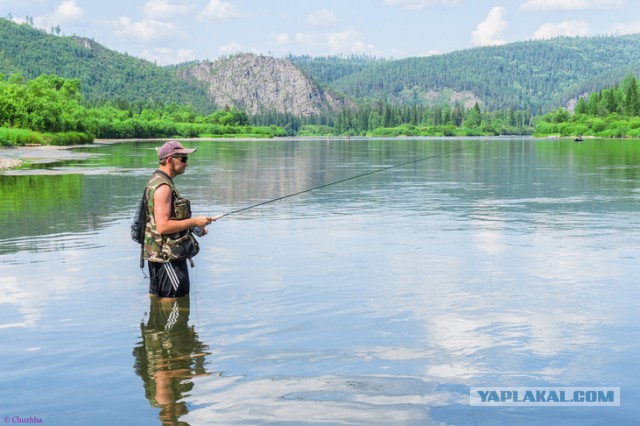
[0,128,94,146]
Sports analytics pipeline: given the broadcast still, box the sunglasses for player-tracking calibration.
[173,156,188,163]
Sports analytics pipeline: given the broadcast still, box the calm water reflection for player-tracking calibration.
[133,296,212,425]
[1,137,639,425]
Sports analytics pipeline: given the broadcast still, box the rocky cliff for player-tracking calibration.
[177,53,354,116]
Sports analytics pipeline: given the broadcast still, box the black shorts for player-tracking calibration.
[148,259,190,298]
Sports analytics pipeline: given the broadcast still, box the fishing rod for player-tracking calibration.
[214,144,475,220]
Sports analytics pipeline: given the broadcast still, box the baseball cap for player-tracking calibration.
[158,140,197,160]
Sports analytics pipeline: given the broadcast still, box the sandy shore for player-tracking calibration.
[0,138,296,171]
[0,144,88,170]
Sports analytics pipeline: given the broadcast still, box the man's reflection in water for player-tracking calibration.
[133,296,211,425]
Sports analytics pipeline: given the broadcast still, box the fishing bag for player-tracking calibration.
[131,190,147,245]
[162,196,200,262]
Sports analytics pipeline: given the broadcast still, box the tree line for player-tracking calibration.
[534,75,640,138]
[0,71,535,146]
[0,73,285,146]
[5,70,640,147]
[251,101,534,137]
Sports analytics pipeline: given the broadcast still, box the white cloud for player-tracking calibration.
[295,28,379,55]
[471,6,507,47]
[198,0,243,21]
[521,0,626,11]
[419,49,444,56]
[273,32,290,45]
[143,0,191,20]
[327,29,373,53]
[532,20,590,39]
[140,47,196,65]
[307,9,337,27]
[218,41,258,55]
[52,0,84,22]
[384,0,460,10]
[610,21,640,35]
[294,32,315,48]
[114,17,183,43]
[33,0,84,28]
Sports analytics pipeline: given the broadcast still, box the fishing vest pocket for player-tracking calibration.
[173,197,192,220]
[163,232,200,261]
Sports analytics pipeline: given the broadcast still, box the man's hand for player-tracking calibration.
[193,215,214,228]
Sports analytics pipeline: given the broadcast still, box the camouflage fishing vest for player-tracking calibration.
[143,170,199,263]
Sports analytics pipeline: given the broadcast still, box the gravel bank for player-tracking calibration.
[0,144,93,171]
[0,158,22,170]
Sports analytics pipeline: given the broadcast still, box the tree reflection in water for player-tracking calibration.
[133,296,211,425]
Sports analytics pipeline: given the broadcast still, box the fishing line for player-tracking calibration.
[191,266,201,328]
[217,144,475,219]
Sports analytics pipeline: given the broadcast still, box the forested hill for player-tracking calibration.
[0,18,348,117]
[290,35,640,114]
[287,54,386,85]
[0,18,214,112]
[4,14,640,118]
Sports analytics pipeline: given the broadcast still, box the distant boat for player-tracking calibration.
[575,135,584,142]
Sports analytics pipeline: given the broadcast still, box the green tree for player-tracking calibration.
[623,75,640,116]
[464,102,481,128]
[575,97,588,114]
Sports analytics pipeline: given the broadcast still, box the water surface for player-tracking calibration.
[1,137,639,425]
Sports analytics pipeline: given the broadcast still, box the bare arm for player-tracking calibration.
[154,184,214,235]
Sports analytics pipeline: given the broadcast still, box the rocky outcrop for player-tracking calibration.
[178,53,354,116]
[72,36,94,50]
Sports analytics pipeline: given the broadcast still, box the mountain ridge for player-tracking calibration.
[290,34,640,113]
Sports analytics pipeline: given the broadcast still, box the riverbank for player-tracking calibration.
[0,144,95,171]
[1,137,299,171]
[0,158,22,170]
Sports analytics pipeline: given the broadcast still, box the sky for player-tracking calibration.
[2,0,640,65]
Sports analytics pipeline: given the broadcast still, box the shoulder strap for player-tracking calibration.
[147,169,179,199]
[153,169,173,184]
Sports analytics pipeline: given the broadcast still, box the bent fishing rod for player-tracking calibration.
[210,144,475,220]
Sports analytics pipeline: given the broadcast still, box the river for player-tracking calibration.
[1,137,638,425]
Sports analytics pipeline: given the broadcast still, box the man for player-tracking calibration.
[143,140,217,298]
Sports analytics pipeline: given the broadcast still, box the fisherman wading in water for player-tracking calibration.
[143,140,218,298]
